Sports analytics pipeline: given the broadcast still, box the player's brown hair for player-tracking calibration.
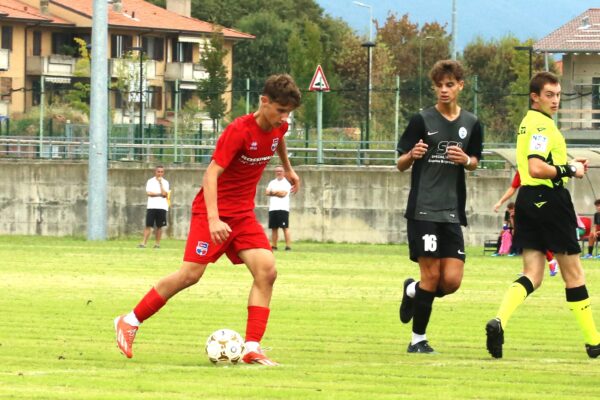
[262,74,301,108]
[594,198,600,206]
[429,60,465,83]
[529,71,559,95]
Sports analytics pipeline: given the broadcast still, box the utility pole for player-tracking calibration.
[87,0,109,240]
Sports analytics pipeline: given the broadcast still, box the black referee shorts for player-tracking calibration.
[513,185,580,254]
[268,210,289,229]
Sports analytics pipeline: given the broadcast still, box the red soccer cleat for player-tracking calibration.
[114,315,138,358]
[242,348,279,366]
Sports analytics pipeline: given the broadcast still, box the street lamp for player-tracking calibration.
[125,46,145,157]
[362,41,376,150]
[514,45,533,106]
[354,1,374,150]
[418,36,434,110]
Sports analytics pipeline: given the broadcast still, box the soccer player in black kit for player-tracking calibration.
[396,60,483,353]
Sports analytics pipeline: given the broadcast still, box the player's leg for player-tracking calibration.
[407,257,440,353]
[114,261,208,358]
[486,249,544,358]
[555,253,600,357]
[239,248,279,365]
[435,223,465,297]
[546,250,558,276]
[116,212,223,358]
[437,258,464,296]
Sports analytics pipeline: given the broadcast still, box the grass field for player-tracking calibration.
[1,236,600,399]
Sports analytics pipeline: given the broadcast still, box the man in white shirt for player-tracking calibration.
[139,166,170,248]
[265,166,292,250]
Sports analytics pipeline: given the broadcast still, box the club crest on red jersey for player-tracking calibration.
[249,141,258,151]
[271,138,279,152]
[196,241,209,256]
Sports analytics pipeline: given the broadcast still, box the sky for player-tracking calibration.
[316,0,600,51]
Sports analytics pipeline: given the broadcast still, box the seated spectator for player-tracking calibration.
[582,199,600,259]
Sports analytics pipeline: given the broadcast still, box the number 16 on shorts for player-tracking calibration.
[422,234,437,252]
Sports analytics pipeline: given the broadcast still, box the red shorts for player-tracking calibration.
[183,213,270,265]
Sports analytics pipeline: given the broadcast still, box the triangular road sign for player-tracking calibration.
[309,65,330,92]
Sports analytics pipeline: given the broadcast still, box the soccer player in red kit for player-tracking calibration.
[114,74,301,366]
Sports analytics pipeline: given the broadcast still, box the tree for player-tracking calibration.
[64,38,91,117]
[197,31,229,135]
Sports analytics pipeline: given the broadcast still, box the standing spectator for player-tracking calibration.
[266,166,292,251]
[139,166,170,249]
[485,71,600,359]
[115,74,301,366]
[396,60,483,354]
[582,199,600,259]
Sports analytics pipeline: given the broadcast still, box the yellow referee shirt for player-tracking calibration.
[516,109,569,188]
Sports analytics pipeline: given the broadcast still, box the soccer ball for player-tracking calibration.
[205,329,245,364]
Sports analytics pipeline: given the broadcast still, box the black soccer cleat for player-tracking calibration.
[407,340,436,354]
[585,343,600,358]
[486,318,504,359]
[399,278,415,324]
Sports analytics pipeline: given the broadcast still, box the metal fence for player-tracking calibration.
[0,133,509,169]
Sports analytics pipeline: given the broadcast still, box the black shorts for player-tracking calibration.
[407,219,465,262]
[513,186,580,254]
[268,210,289,229]
[146,209,167,228]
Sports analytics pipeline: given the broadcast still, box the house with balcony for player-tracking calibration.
[535,8,600,143]
[0,0,253,126]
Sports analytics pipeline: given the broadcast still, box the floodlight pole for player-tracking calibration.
[87,0,109,240]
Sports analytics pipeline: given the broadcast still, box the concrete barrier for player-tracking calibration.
[1,160,597,245]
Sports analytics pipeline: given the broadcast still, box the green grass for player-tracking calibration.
[1,236,600,399]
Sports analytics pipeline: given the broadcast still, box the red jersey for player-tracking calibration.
[192,114,288,217]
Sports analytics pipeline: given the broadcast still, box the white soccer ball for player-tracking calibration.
[205,329,245,364]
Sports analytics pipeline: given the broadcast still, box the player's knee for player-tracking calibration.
[179,267,204,287]
[256,265,277,286]
[442,280,461,295]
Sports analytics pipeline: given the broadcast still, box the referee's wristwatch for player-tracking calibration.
[568,164,577,177]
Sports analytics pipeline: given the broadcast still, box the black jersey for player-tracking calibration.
[397,107,483,225]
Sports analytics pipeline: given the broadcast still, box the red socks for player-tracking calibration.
[133,287,167,323]
[245,305,270,342]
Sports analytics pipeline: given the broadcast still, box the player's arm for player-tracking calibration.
[448,119,482,172]
[493,186,517,212]
[397,114,427,172]
[446,146,478,171]
[528,157,585,179]
[276,139,300,194]
[202,160,231,244]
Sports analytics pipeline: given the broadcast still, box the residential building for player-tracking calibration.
[535,8,600,142]
[0,0,253,125]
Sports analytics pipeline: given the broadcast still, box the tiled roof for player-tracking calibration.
[0,0,72,25]
[535,9,600,52]
[51,0,254,40]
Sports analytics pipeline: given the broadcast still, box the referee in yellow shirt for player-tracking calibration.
[486,71,600,359]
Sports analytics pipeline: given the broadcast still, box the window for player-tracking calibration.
[0,77,12,101]
[1,26,13,50]
[111,34,133,58]
[147,86,162,110]
[142,37,164,61]
[170,39,193,62]
[33,31,42,56]
[52,32,76,55]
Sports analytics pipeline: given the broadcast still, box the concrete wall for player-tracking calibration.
[1,160,598,245]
